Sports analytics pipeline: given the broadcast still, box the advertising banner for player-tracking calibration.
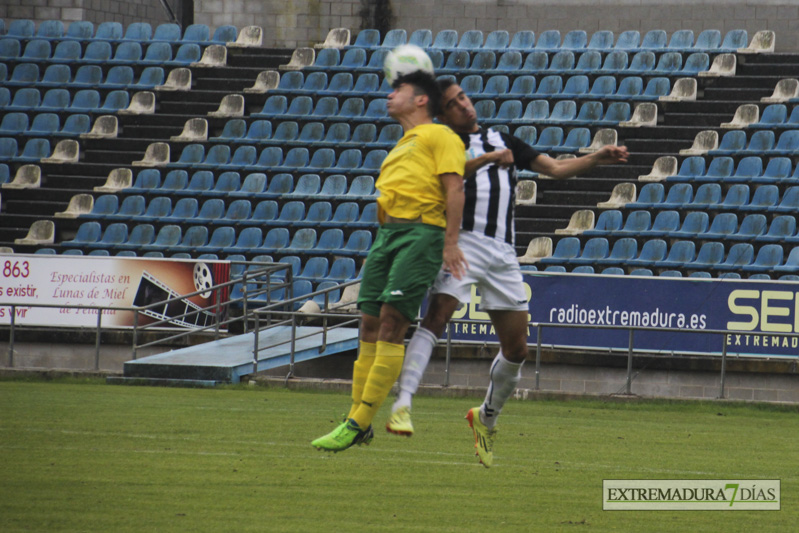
[445,273,799,358]
[0,255,230,329]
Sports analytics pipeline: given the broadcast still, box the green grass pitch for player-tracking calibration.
[1,377,796,532]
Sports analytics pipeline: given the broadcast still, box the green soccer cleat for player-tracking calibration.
[312,419,371,452]
[385,406,414,436]
[465,407,496,468]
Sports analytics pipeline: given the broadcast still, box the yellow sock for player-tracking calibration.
[347,341,376,420]
[351,341,405,429]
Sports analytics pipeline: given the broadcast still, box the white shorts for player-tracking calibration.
[431,231,529,312]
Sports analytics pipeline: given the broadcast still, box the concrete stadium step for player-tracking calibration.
[701,87,774,101]
[226,48,293,70]
[659,100,749,115]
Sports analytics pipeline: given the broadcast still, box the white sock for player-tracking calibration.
[480,351,523,430]
[391,327,438,412]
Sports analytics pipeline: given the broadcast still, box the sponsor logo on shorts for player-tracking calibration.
[390,290,404,296]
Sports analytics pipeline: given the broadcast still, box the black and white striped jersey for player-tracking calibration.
[458,128,540,245]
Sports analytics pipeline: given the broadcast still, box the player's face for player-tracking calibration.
[439,84,478,133]
[387,82,422,119]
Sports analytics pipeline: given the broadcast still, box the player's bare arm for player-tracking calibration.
[439,172,468,280]
[529,144,629,180]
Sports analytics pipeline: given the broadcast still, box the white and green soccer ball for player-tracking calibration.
[383,44,435,85]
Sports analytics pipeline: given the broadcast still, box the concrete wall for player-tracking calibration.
[2,1,798,52]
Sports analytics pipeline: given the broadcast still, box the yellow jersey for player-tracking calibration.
[375,123,465,228]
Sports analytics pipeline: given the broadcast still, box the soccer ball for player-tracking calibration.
[383,44,435,85]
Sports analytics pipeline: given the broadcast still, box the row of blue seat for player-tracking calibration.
[83,196,378,228]
[630,183,799,213]
[748,104,799,128]
[521,264,798,280]
[346,27,748,53]
[1,87,131,113]
[0,19,237,44]
[62,222,374,257]
[167,143,387,174]
[665,156,799,185]
[541,237,797,274]
[210,119,402,149]
[0,39,202,65]
[127,168,376,199]
[308,46,711,78]
[588,209,799,243]
[1,63,165,90]
[0,113,92,138]
[709,129,799,156]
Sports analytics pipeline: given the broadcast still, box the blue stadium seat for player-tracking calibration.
[481,75,510,97]
[153,23,181,42]
[616,210,652,235]
[569,238,609,265]
[588,30,614,50]
[773,247,799,273]
[686,183,721,209]
[62,221,102,247]
[626,51,656,74]
[181,24,211,43]
[668,211,709,238]
[381,29,407,48]
[37,19,65,39]
[287,174,322,198]
[508,30,535,51]
[106,195,145,220]
[163,197,198,221]
[39,64,72,87]
[137,196,172,223]
[727,214,768,241]
[627,239,668,268]
[171,226,208,253]
[640,29,667,50]
[600,51,629,73]
[224,227,263,254]
[72,65,103,87]
[469,50,496,71]
[321,201,359,227]
[715,243,755,271]
[535,30,561,51]
[308,229,344,254]
[607,76,644,100]
[342,230,373,257]
[709,130,746,156]
[521,51,548,73]
[513,100,548,124]
[770,186,799,214]
[651,51,683,75]
[194,199,226,223]
[741,244,783,273]
[160,169,189,192]
[750,104,787,129]
[296,256,329,281]
[327,257,357,282]
[117,224,155,250]
[92,21,123,41]
[574,50,601,73]
[657,240,696,269]
[658,183,693,209]
[346,175,376,199]
[702,213,738,240]
[0,113,29,135]
[668,29,694,50]
[211,25,238,44]
[195,227,236,254]
[222,199,253,224]
[317,175,348,198]
[282,228,317,255]
[87,222,128,249]
[271,201,306,226]
[231,173,267,197]
[539,100,576,124]
[720,29,748,52]
[16,138,51,161]
[709,184,750,211]
[512,125,537,145]
[0,38,21,60]
[21,39,52,62]
[615,31,640,50]
[538,237,581,265]
[740,184,779,212]
[587,76,617,99]
[647,211,681,237]
[487,52,522,76]
[596,238,638,266]
[82,195,119,220]
[109,41,142,64]
[756,215,796,243]
[692,29,722,51]
[297,201,332,227]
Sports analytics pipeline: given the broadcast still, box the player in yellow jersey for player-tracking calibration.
[312,71,467,452]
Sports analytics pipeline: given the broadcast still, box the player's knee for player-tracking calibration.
[504,342,528,363]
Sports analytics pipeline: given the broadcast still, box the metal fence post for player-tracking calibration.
[95,308,102,371]
[8,304,15,367]
[253,311,259,376]
[131,310,138,360]
[535,324,542,391]
[445,322,453,387]
[718,333,728,399]
[286,313,297,382]
[625,329,634,395]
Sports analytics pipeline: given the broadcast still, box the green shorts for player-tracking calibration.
[357,223,445,322]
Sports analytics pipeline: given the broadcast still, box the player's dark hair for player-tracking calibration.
[392,70,441,116]
[437,77,457,95]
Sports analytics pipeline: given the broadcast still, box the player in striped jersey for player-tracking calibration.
[386,79,629,467]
